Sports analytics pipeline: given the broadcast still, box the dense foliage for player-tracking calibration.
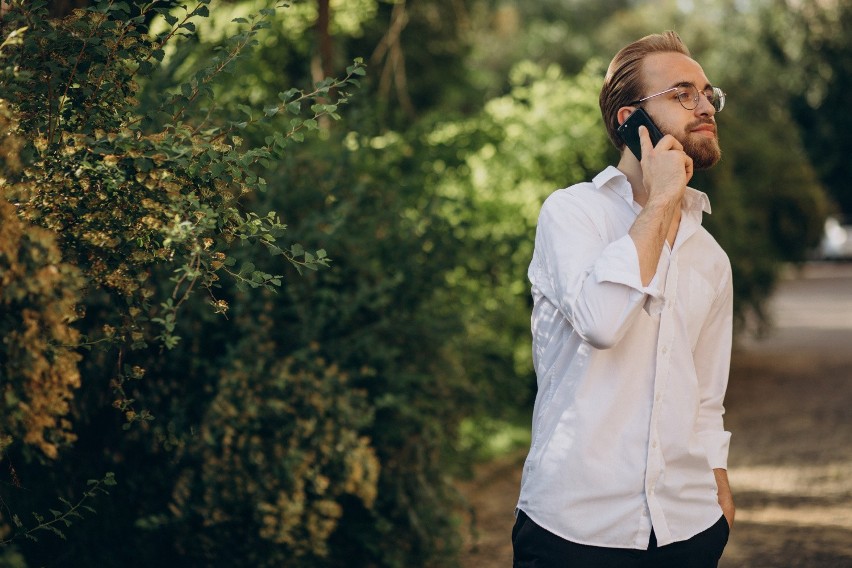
[0,0,843,566]
[1,1,374,565]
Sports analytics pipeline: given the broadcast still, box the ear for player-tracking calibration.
[616,106,637,127]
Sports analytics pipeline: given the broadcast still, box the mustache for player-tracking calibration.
[686,118,716,130]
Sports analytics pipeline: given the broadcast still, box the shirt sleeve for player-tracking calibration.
[530,191,662,350]
[692,264,734,470]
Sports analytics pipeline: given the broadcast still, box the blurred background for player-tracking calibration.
[0,0,849,566]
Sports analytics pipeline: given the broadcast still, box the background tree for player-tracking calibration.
[764,0,852,218]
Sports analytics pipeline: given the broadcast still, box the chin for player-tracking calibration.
[686,138,721,170]
[693,151,721,170]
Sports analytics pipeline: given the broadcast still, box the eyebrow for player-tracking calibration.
[670,80,713,90]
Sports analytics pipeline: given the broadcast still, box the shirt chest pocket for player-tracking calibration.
[685,269,716,350]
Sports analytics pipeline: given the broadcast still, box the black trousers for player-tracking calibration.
[512,510,729,568]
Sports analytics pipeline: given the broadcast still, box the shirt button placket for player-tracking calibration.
[647,256,678,532]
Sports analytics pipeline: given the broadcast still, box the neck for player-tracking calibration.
[616,151,649,206]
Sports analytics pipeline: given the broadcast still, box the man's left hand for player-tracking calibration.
[714,468,735,529]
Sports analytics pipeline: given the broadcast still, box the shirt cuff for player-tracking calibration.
[698,430,732,470]
[593,235,662,299]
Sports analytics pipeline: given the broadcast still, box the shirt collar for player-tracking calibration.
[592,165,712,215]
[593,166,633,203]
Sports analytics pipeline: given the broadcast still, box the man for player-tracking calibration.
[513,31,735,567]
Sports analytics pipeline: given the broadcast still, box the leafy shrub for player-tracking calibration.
[0,101,83,460]
[0,0,370,561]
[164,344,379,567]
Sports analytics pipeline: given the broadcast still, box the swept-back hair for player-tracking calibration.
[599,31,690,150]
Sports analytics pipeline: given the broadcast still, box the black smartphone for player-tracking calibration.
[616,108,664,161]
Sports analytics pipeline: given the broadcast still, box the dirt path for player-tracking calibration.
[459,263,852,567]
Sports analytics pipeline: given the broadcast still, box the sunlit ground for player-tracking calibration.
[732,462,852,528]
[722,262,852,567]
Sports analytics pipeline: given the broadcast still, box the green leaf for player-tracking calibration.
[278,88,299,101]
[347,58,367,76]
[134,157,154,172]
[137,60,154,76]
[45,525,66,540]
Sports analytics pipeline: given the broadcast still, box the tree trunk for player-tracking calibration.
[312,0,334,82]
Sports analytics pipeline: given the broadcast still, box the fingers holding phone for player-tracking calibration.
[637,124,692,204]
[617,108,691,204]
[641,127,691,203]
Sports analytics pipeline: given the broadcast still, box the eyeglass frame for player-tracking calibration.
[629,83,726,113]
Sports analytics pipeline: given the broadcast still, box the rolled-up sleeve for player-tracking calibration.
[531,191,662,350]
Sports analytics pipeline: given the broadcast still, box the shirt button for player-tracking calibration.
[661,346,668,354]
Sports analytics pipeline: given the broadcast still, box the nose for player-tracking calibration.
[695,92,715,116]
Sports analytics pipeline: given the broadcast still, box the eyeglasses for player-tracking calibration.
[630,84,726,112]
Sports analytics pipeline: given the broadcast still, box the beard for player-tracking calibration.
[652,112,722,170]
[678,119,722,170]
[680,126,722,170]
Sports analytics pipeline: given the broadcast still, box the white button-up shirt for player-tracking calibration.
[517,166,733,549]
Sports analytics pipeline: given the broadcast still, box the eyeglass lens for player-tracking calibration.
[678,85,725,112]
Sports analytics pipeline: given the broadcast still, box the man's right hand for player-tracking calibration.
[638,125,692,207]
[628,125,693,285]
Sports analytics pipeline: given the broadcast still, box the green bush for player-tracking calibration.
[169,344,379,566]
[1,0,371,563]
[0,102,83,461]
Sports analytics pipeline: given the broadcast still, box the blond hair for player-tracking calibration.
[599,31,691,149]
